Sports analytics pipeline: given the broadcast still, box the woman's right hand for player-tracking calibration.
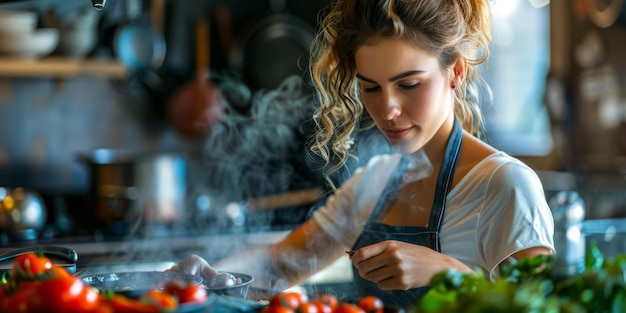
[168,254,219,282]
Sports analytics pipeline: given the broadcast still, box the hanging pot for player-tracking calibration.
[168,17,225,138]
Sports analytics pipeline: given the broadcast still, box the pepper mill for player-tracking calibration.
[550,190,586,278]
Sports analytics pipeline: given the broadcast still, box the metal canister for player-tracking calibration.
[550,190,586,278]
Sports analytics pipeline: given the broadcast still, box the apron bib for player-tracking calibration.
[350,118,463,308]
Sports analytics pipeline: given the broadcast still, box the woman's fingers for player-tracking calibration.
[169,254,219,281]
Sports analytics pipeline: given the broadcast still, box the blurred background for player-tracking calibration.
[0,0,624,245]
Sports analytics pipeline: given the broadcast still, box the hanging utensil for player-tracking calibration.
[168,15,225,138]
[113,0,166,75]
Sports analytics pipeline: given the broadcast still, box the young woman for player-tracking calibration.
[171,0,554,308]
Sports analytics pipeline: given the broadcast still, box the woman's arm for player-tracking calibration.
[211,219,346,290]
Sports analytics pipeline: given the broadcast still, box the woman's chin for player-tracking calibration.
[390,138,422,154]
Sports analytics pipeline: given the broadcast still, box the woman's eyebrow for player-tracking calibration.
[356,70,424,84]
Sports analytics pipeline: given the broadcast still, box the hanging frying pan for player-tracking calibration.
[229,0,315,92]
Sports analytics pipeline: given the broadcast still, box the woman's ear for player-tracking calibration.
[451,58,467,88]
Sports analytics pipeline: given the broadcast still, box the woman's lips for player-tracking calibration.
[384,127,412,140]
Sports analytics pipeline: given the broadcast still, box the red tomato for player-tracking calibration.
[269,290,307,309]
[38,276,101,313]
[334,302,366,313]
[2,281,39,313]
[163,282,209,304]
[266,305,295,313]
[107,294,161,313]
[311,300,333,313]
[297,302,319,313]
[11,252,53,280]
[0,284,6,308]
[177,284,209,304]
[315,294,338,310]
[50,264,73,279]
[142,289,178,311]
[2,275,100,313]
[356,296,384,313]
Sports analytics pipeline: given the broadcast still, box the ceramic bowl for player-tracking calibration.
[0,10,37,33]
[0,28,59,58]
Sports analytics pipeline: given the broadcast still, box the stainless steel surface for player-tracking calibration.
[91,0,107,10]
[551,191,586,278]
[0,245,78,274]
[78,149,188,235]
[82,271,202,296]
[0,188,47,240]
[205,272,254,298]
[210,272,237,288]
[583,217,626,258]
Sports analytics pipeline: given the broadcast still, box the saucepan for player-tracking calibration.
[81,270,254,299]
[81,271,202,298]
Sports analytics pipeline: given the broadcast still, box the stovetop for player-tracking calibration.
[0,229,291,271]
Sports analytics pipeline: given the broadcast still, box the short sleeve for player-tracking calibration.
[477,161,555,280]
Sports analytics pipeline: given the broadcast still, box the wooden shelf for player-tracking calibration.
[0,57,128,79]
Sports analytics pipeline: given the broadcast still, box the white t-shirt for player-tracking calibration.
[312,151,555,280]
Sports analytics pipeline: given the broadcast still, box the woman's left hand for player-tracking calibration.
[350,240,472,290]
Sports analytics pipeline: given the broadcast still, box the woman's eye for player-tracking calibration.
[400,83,420,90]
[363,86,380,93]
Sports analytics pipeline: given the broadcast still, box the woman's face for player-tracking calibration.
[355,38,456,154]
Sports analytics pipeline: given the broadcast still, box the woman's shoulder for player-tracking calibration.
[458,151,542,189]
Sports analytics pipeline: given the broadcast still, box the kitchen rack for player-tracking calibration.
[0,57,127,79]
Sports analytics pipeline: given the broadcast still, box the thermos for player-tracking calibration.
[550,190,586,278]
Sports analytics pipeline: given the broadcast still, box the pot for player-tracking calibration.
[81,270,254,299]
[0,188,47,241]
[82,271,202,298]
[78,149,188,236]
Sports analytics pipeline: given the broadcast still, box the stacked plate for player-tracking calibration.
[0,10,59,59]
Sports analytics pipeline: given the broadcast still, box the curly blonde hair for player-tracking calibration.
[308,0,493,188]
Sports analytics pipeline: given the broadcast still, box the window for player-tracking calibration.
[482,0,553,156]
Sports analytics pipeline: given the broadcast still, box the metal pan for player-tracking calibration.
[82,271,203,298]
[230,13,314,92]
[0,245,78,275]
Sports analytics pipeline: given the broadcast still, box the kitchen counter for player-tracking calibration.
[0,230,290,273]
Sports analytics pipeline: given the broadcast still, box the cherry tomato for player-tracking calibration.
[269,290,308,309]
[3,275,100,313]
[163,282,209,304]
[142,289,178,311]
[298,302,319,313]
[11,252,53,280]
[107,294,161,313]
[265,305,295,313]
[2,281,39,313]
[334,302,366,313]
[357,296,384,313]
[49,264,73,279]
[315,294,338,310]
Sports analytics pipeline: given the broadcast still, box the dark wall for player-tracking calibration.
[0,0,332,193]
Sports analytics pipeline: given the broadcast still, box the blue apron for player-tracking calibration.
[350,119,463,308]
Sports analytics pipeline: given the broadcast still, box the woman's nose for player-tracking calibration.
[380,93,402,121]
